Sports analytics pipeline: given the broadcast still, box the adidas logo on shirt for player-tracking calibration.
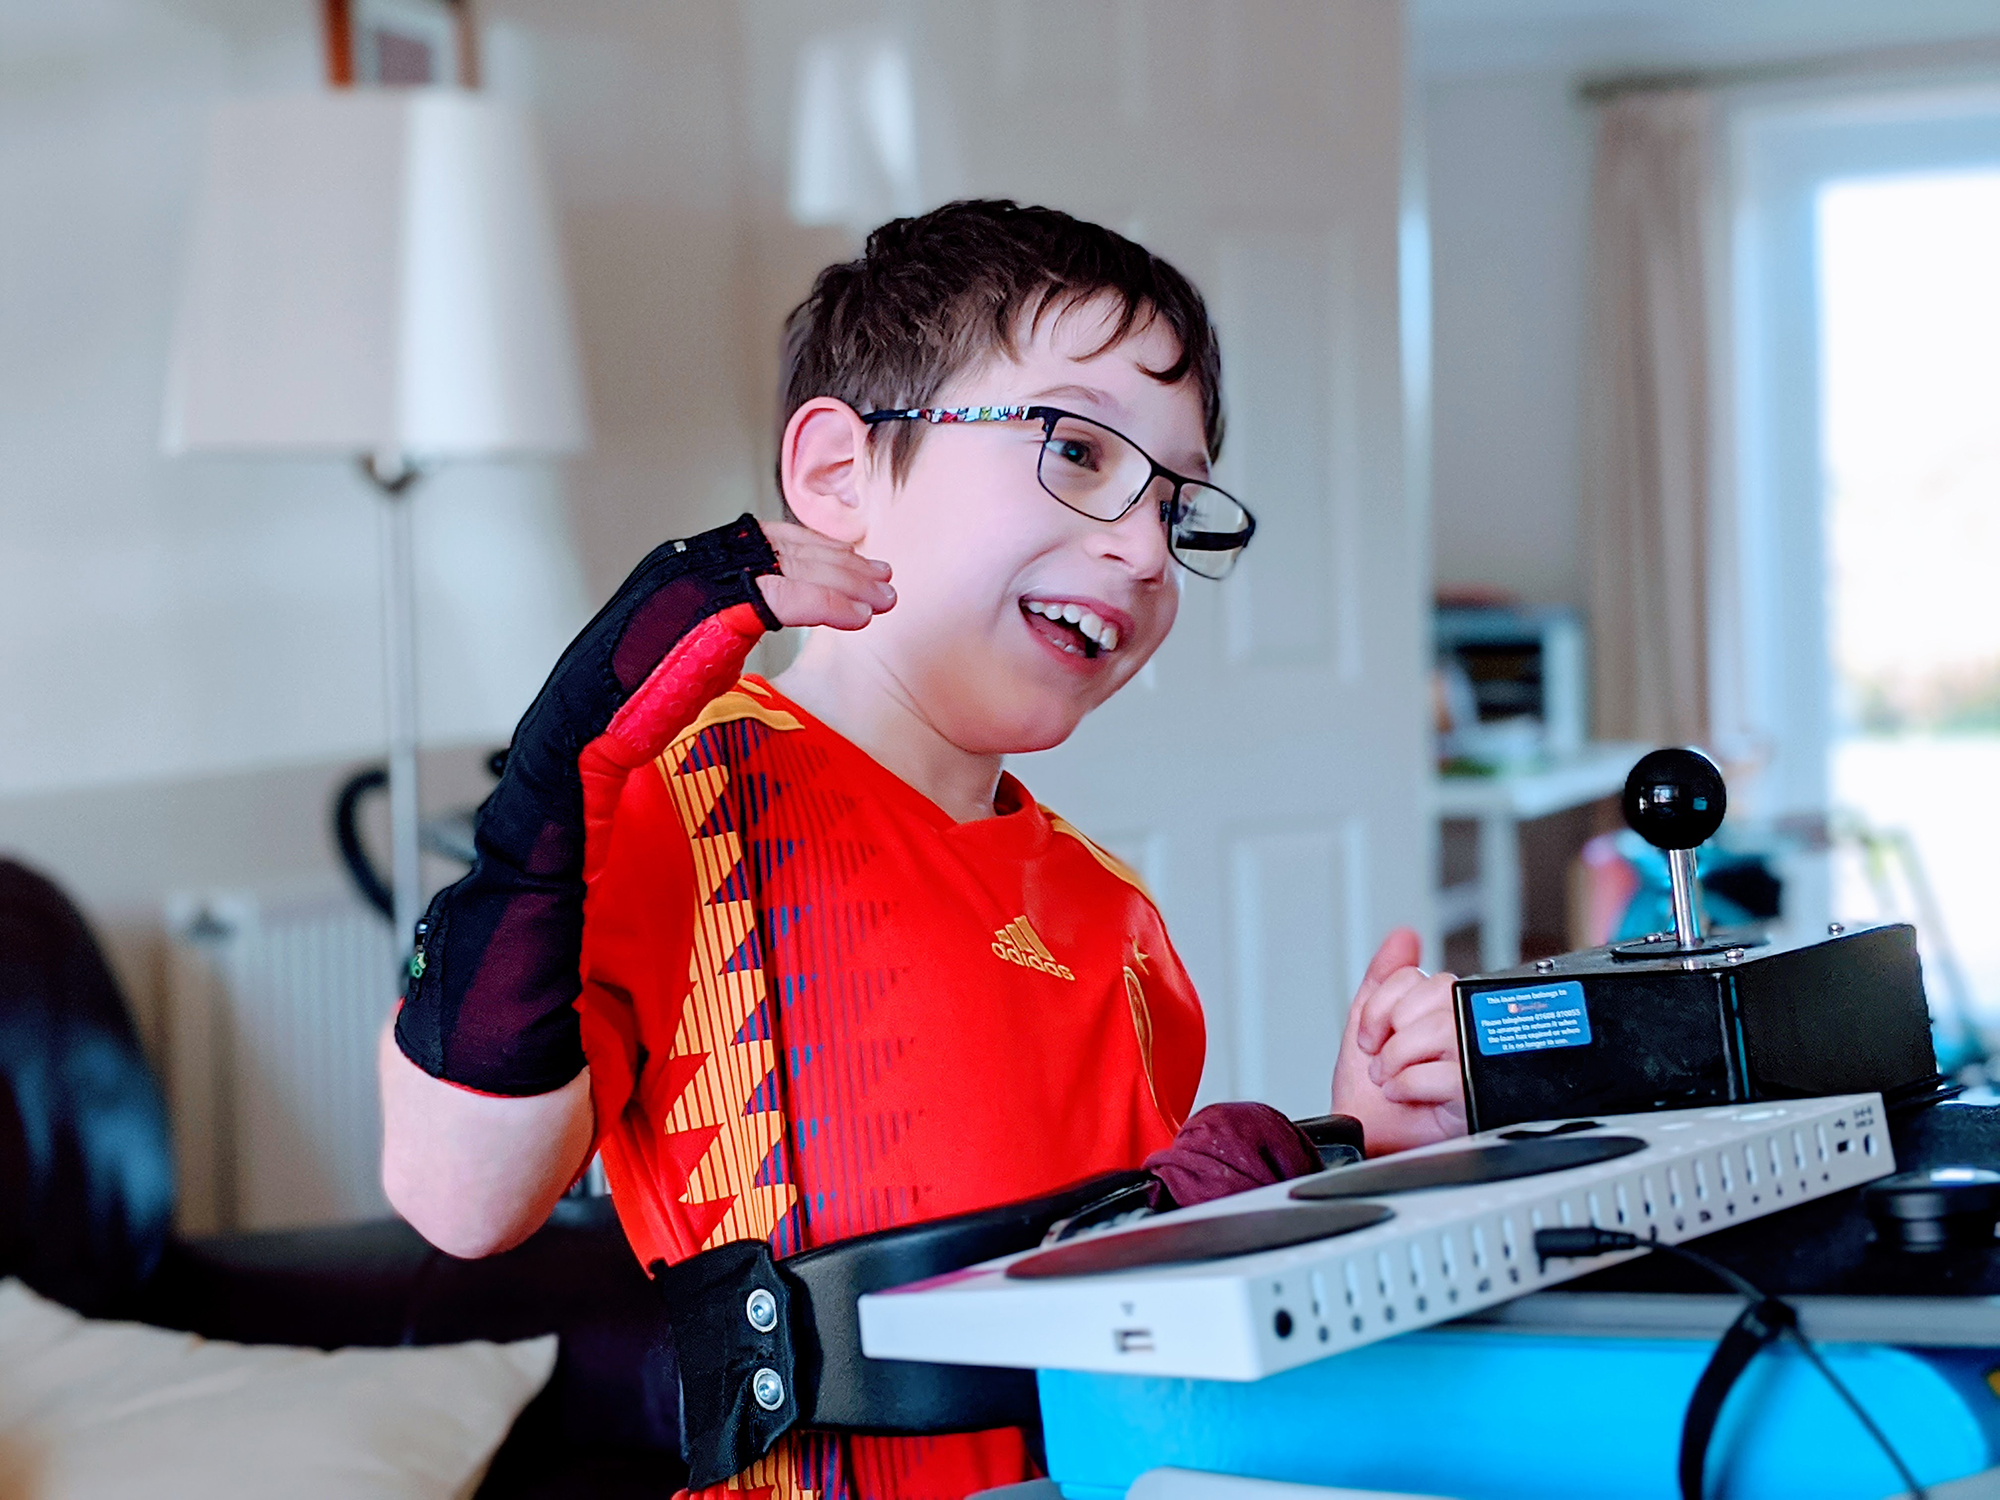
[992,915,1075,981]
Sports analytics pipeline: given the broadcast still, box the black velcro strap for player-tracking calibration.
[652,1242,801,1490]
[646,1168,1152,1486]
[1296,1113,1367,1168]
[780,1172,1151,1432]
[1679,1296,1797,1500]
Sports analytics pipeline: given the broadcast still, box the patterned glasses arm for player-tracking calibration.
[860,406,1039,425]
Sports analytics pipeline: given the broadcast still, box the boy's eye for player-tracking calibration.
[1045,432,1103,471]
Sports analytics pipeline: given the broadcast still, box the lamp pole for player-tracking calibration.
[363,452,423,954]
[164,92,589,960]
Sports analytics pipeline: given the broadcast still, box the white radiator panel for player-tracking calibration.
[164,888,397,1233]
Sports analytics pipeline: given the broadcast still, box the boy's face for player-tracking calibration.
[842,297,1206,756]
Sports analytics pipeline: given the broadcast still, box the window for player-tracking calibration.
[1732,90,2000,1034]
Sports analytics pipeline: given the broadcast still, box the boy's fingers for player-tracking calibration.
[1382,970,1458,1039]
[818,553,898,599]
[783,536,875,575]
[1380,1059,1464,1106]
[790,562,895,610]
[756,576,883,630]
[1367,1009,1458,1084]
[771,544,895,606]
[1358,928,1421,995]
[762,520,892,579]
[1354,966,1427,1054]
[1349,928,1424,1049]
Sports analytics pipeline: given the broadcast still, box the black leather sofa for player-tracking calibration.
[0,858,685,1498]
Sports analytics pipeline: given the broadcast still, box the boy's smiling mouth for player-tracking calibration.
[1020,596,1124,658]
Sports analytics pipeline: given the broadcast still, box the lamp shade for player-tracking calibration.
[164,90,588,457]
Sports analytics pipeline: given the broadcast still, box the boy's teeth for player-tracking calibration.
[1023,598,1120,654]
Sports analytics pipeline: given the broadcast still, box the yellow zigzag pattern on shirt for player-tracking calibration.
[720,1446,820,1499]
[656,704,797,1253]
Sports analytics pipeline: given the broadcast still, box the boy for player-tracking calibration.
[382,201,1464,1499]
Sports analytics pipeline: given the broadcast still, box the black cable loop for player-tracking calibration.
[1534,1226,1927,1500]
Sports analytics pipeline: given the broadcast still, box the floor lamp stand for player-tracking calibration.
[362,452,424,956]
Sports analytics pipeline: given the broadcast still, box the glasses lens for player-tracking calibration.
[1037,414,1153,522]
[1169,482,1254,579]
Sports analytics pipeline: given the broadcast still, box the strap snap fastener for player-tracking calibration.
[751,1367,785,1411]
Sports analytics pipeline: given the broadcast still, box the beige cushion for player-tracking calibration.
[0,1278,557,1500]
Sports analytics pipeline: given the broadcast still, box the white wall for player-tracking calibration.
[479,1,778,592]
[0,3,596,800]
[0,1,784,806]
[3,3,1433,1049]
[0,1,774,921]
[1425,69,1594,608]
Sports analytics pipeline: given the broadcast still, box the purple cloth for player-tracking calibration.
[1142,1102,1327,1209]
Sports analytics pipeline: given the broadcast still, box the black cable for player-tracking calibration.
[332,766,394,921]
[1780,1325,1927,1500]
[1534,1226,1928,1500]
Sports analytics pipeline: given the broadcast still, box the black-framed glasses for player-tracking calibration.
[858,404,1256,579]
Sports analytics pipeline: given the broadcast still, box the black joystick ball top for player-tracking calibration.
[1622,747,1727,852]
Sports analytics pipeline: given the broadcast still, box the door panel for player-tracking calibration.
[742,0,1430,1117]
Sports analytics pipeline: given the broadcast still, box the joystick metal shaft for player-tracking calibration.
[1667,848,1702,949]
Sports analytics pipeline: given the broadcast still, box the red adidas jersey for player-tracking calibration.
[576,674,1205,1500]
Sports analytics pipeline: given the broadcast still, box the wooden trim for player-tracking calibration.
[322,0,354,87]
[451,0,481,89]
[322,0,480,90]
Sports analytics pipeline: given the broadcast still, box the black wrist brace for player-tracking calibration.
[395,514,781,1096]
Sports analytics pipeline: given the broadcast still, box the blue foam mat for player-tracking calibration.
[1041,1330,2000,1500]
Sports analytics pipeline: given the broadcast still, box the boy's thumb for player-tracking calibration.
[1363,927,1422,987]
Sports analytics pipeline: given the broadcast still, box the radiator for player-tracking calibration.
[163,888,399,1234]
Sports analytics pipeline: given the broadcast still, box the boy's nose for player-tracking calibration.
[1091,489,1173,579]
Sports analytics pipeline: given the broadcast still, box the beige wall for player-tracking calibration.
[1425,69,1595,609]
[0,2,794,946]
[2,3,1432,1016]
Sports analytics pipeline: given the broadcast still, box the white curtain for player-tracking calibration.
[1582,89,1717,747]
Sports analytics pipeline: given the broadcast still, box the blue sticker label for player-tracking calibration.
[1471,981,1592,1057]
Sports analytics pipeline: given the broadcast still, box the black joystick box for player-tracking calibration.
[1453,748,1944,1133]
[1453,921,1938,1133]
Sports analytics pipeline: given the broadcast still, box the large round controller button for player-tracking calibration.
[1622,746,1728,852]
[1864,1167,2000,1253]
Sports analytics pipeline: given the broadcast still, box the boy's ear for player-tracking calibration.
[780,398,874,543]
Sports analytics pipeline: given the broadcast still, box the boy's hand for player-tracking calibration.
[757,520,895,630]
[1331,928,1467,1156]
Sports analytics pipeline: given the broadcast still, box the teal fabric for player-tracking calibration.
[1611,830,1764,942]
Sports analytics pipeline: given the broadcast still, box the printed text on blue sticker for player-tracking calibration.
[1471,981,1593,1056]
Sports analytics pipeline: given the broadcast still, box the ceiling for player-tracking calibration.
[9,0,2000,96]
[1412,0,2000,80]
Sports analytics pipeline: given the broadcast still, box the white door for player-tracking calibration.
[744,0,1433,1118]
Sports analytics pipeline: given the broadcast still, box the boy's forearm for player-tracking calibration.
[378,1016,594,1258]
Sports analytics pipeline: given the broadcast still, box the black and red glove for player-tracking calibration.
[394,514,782,1096]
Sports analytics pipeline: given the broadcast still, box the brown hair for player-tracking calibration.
[776,199,1225,497]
